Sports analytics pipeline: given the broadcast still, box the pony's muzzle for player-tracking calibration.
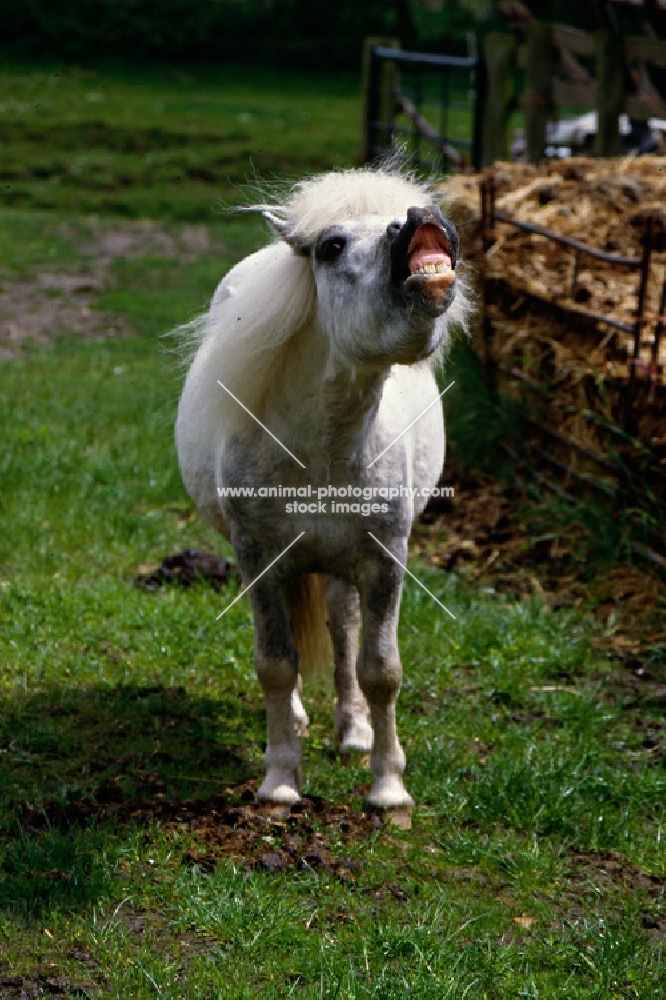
[389,205,459,314]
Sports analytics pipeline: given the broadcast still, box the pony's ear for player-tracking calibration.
[262,210,291,239]
[262,210,310,257]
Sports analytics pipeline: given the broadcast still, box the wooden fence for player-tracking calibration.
[361,25,666,171]
[483,23,666,164]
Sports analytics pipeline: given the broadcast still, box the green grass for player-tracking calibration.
[0,63,664,999]
[0,63,362,219]
[0,217,664,1000]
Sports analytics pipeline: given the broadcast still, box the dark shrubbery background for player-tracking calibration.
[0,0,482,70]
[0,1,621,71]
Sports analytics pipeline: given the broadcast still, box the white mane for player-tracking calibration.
[181,168,468,436]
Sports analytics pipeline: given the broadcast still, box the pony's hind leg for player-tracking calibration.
[357,549,413,818]
[327,578,373,754]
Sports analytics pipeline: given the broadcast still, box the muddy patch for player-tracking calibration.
[566,848,664,896]
[133,549,237,591]
[416,467,666,666]
[0,269,126,358]
[562,849,666,940]
[0,973,96,997]
[0,220,220,358]
[77,220,215,264]
[18,782,383,879]
[184,794,379,879]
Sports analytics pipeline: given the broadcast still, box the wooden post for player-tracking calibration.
[480,174,498,393]
[596,29,624,157]
[525,22,557,164]
[481,32,516,166]
[360,37,401,164]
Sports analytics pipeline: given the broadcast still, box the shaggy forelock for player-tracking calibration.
[266,168,433,244]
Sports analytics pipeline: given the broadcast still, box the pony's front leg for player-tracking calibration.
[249,580,302,807]
[357,549,414,818]
[327,578,373,754]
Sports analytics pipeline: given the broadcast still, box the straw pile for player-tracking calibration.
[442,155,666,362]
[439,156,666,496]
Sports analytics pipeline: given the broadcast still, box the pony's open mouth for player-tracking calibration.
[389,207,458,304]
[407,224,453,277]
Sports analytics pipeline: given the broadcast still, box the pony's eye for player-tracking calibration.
[316,236,347,263]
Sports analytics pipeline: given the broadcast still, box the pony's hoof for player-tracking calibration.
[385,805,412,830]
[256,801,295,819]
[256,771,300,807]
[337,721,374,757]
[366,778,414,813]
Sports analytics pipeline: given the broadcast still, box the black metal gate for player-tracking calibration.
[362,45,480,172]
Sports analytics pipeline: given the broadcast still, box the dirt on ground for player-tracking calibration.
[14,775,666,941]
[18,780,387,882]
[0,220,218,357]
[133,549,237,591]
[0,268,125,358]
[0,973,96,998]
[417,467,666,664]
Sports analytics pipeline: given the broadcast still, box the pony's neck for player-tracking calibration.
[266,319,387,474]
[319,359,386,461]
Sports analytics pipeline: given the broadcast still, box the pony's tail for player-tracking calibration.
[288,574,330,676]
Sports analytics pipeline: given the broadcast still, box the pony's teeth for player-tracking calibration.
[412,262,452,277]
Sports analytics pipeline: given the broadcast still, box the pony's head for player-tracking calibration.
[257,168,465,370]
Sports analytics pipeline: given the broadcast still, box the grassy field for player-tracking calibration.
[0,64,665,998]
[0,63,362,219]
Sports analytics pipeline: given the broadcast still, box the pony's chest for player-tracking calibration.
[219,443,413,570]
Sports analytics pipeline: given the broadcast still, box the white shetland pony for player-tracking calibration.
[176,167,467,824]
